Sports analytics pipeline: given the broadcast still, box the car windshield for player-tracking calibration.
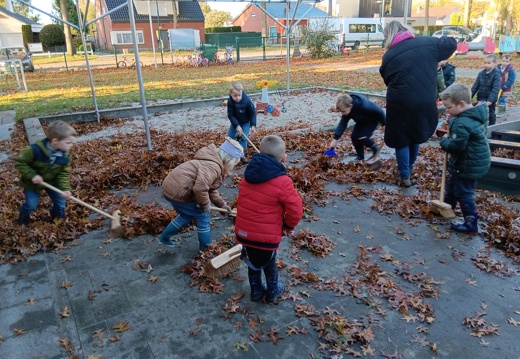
[0,48,28,61]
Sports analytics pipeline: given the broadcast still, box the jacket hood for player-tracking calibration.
[193,144,224,170]
[461,103,488,125]
[244,153,286,184]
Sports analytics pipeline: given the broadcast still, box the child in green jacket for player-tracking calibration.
[439,84,491,234]
[15,120,77,225]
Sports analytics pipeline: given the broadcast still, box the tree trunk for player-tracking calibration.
[172,1,177,29]
[423,0,429,36]
[463,0,471,28]
[60,0,75,55]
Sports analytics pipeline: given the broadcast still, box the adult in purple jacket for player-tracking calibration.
[379,21,457,187]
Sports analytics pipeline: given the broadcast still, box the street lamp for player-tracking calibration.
[375,1,383,24]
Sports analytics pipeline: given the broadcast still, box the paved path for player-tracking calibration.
[2,59,520,358]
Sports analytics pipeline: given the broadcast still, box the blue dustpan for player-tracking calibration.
[324,148,338,157]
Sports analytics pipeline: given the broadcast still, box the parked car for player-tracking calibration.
[432,29,470,42]
[0,46,34,72]
[441,26,476,41]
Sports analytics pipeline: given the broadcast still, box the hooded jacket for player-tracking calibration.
[442,62,456,88]
[497,63,516,96]
[440,104,491,180]
[227,90,257,128]
[471,68,501,103]
[235,153,302,251]
[15,138,72,191]
[333,93,386,140]
[379,36,457,148]
[161,144,226,208]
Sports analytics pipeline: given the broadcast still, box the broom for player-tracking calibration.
[211,206,237,217]
[240,133,260,153]
[40,181,123,237]
[203,244,243,278]
[365,140,385,171]
[429,151,456,218]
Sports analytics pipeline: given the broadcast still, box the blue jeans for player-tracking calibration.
[227,123,250,150]
[159,197,211,250]
[395,144,420,179]
[19,188,67,220]
[444,176,477,215]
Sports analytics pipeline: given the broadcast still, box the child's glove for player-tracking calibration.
[198,203,212,213]
[220,204,233,216]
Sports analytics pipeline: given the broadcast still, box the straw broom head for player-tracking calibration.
[203,244,243,278]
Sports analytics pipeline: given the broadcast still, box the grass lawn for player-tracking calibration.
[1,49,517,121]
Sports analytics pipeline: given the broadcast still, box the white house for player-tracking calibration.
[0,5,42,47]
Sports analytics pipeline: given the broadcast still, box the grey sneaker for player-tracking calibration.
[400,178,412,187]
[157,237,176,247]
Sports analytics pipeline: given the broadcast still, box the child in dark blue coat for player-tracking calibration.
[327,93,386,161]
[496,53,516,114]
[227,82,257,164]
[439,60,456,88]
[471,54,501,125]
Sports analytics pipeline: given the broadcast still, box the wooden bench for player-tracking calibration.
[22,117,46,145]
[488,139,520,150]
[490,156,520,169]
[491,130,520,141]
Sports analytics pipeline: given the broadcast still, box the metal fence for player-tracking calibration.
[235,37,306,62]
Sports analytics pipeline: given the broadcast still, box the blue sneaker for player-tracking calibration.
[157,237,176,248]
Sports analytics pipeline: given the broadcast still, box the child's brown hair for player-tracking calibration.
[502,53,512,61]
[47,120,77,141]
[229,82,243,93]
[260,135,286,161]
[486,54,498,63]
[440,83,471,104]
[336,94,353,110]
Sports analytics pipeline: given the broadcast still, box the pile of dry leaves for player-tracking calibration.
[0,118,518,265]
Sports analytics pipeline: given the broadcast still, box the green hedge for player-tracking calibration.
[21,25,33,49]
[206,26,241,34]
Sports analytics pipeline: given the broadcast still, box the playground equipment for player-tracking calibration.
[255,80,281,116]
[498,35,520,53]
[455,37,496,57]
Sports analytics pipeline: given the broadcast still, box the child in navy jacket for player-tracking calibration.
[327,93,386,161]
[227,82,257,164]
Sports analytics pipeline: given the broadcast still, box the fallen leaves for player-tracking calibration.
[59,306,70,318]
[112,321,132,333]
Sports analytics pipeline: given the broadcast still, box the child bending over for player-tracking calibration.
[328,93,386,161]
[158,137,242,250]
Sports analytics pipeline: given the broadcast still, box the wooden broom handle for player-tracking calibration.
[40,181,116,220]
[241,133,260,153]
[440,151,448,200]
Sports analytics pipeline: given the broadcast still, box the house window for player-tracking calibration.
[111,31,144,45]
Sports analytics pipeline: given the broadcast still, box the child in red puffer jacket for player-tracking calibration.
[235,135,303,303]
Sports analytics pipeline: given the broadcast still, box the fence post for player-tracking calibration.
[262,36,266,60]
[62,46,68,71]
[236,37,240,62]
[113,44,119,67]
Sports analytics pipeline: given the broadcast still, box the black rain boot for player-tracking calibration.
[353,144,365,161]
[264,257,284,304]
[50,207,66,221]
[18,211,30,226]
[451,212,478,235]
[248,268,267,302]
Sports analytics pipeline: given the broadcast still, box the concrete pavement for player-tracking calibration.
[1,155,519,358]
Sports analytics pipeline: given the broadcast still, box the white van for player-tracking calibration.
[338,18,385,50]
